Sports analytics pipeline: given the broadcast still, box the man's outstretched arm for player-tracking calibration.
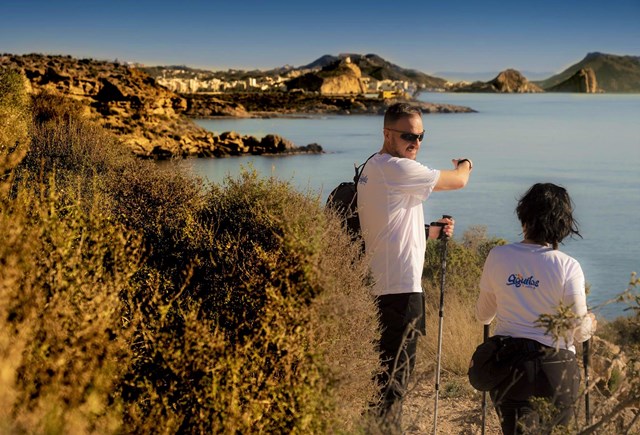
[434,158,472,191]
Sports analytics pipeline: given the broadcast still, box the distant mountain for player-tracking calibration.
[299,55,340,70]
[537,52,640,92]
[286,57,367,95]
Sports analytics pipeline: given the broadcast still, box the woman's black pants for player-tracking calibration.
[490,343,580,435]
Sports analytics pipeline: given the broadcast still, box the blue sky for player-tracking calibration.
[2,0,638,75]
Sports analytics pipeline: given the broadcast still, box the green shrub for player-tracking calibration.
[422,225,506,304]
[116,169,380,433]
[0,179,142,434]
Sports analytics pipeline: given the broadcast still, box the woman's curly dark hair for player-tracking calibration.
[516,183,581,249]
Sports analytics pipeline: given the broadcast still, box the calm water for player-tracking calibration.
[179,93,640,319]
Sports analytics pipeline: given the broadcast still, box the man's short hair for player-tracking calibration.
[384,103,422,127]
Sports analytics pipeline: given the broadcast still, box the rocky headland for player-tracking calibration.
[537,52,640,93]
[1,54,477,159]
[546,67,600,93]
[0,54,324,159]
[185,91,476,118]
[447,67,603,94]
[450,69,544,93]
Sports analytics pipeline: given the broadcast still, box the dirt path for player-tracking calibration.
[402,372,503,434]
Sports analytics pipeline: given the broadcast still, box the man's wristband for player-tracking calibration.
[457,158,472,170]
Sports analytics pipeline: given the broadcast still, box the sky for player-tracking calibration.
[2,0,639,76]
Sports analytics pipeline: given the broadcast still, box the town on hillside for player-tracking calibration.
[150,56,423,97]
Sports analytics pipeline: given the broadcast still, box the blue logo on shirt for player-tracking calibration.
[359,175,368,185]
[506,273,540,289]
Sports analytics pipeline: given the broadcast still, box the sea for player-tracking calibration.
[175,92,640,320]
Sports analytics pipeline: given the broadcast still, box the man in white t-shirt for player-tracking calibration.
[358,102,473,427]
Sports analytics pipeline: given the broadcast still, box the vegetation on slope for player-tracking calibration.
[1,69,380,433]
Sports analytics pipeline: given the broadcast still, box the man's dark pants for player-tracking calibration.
[374,292,426,426]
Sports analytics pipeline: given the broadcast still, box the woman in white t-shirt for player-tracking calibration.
[476,183,597,434]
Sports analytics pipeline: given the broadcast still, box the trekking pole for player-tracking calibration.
[584,338,591,425]
[481,324,490,435]
[432,215,452,435]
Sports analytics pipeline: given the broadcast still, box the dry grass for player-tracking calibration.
[418,233,505,377]
[420,294,485,376]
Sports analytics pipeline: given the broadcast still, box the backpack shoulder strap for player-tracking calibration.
[353,153,377,185]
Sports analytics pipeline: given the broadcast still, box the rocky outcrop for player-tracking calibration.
[195,132,319,158]
[0,54,319,158]
[537,52,640,93]
[185,94,249,117]
[187,92,476,117]
[451,69,544,93]
[546,67,599,93]
[286,57,367,95]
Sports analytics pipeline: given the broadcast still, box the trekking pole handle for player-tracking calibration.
[430,215,453,240]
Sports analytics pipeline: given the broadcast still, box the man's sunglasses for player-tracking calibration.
[385,128,426,142]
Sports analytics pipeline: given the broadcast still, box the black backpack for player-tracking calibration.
[326,154,375,246]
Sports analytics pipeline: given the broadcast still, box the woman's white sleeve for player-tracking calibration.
[476,252,497,324]
[476,290,497,324]
[563,261,595,343]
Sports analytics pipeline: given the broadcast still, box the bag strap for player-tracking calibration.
[353,153,377,187]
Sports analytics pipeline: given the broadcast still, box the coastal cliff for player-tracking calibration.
[546,67,599,93]
[0,54,322,158]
